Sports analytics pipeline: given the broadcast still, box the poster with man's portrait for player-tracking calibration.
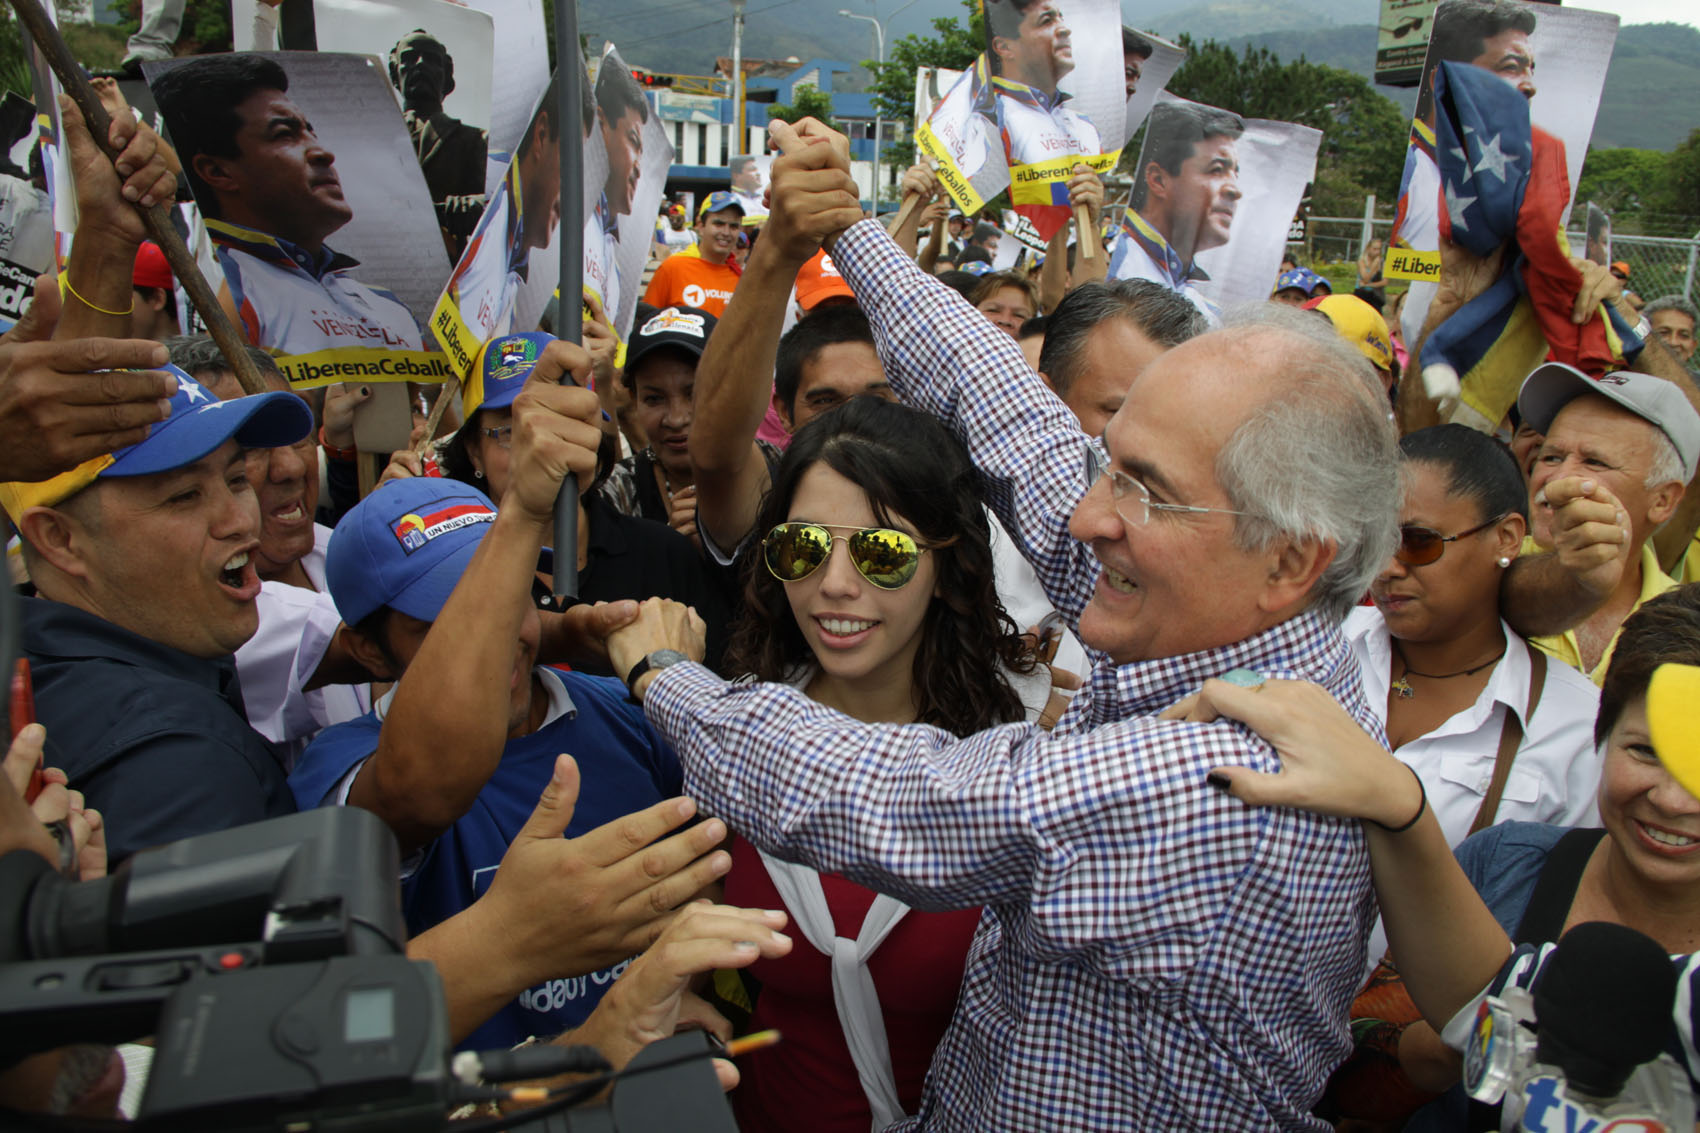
[147,52,452,391]
[728,153,772,226]
[589,44,676,338]
[1108,93,1321,321]
[915,62,1009,217]
[1387,0,1619,347]
[981,0,1125,238]
[1119,27,1185,144]
[432,65,571,376]
[231,0,496,260]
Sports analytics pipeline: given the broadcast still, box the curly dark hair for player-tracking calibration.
[722,397,1037,736]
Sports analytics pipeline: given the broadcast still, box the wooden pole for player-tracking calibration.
[9,0,267,396]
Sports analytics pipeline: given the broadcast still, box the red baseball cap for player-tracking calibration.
[794,250,854,311]
[133,241,172,290]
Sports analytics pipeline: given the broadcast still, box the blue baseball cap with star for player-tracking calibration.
[1,363,311,520]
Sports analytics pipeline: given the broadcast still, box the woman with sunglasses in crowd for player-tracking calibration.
[1346,425,1602,851]
[718,394,1057,1133]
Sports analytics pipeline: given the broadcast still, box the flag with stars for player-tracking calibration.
[1420,61,1641,427]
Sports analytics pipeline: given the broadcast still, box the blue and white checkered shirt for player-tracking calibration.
[643,219,1381,1130]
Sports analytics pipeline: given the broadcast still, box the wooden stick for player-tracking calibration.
[1074,203,1095,261]
[8,0,267,396]
[888,189,923,236]
[415,373,460,456]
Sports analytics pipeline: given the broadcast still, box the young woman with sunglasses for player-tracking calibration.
[718,395,1055,1133]
[1345,425,1601,851]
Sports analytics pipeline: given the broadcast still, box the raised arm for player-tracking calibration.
[346,344,602,854]
[773,118,1099,623]
[1500,474,1631,638]
[689,135,862,554]
[1038,164,1106,313]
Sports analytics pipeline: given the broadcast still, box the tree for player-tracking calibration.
[1136,35,1407,215]
[767,82,840,135]
[1575,146,1670,217]
[865,0,983,172]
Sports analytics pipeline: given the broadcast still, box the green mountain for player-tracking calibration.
[589,0,1698,153]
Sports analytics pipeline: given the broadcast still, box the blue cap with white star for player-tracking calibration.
[102,364,312,477]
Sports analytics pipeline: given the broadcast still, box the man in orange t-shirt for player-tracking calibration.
[644,190,743,316]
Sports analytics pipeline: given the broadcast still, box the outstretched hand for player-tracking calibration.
[1160,678,1415,827]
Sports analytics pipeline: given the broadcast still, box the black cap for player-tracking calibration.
[626,306,717,376]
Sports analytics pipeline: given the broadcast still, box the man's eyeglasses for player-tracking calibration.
[1395,515,1506,566]
[761,522,932,590]
[1084,445,1250,527]
[481,425,513,450]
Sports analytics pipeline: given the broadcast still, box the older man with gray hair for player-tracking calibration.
[608,118,1401,1130]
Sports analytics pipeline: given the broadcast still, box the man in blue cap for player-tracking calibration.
[291,344,722,1051]
[643,191,744,317]
[3,367,313,865]
[1270,266,1331,307]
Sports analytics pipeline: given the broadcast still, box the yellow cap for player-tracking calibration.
[1648,662,1700,799]
[1311,294,1394,374]
[0,455,113,524]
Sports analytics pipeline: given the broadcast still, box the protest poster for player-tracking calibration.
[461,0,550,197]
[233,0,495,261]
[983,0,1126,240]
[1108,93,1320,320]
[1376,0,1438,86]
[915,62,1009,218]
[1120,27,1185,144]
[147,52,452,393]
[1386,0,1619,349]
[584,44,676,337]
[432,66,569,377]
[729,153,772,226]
[1582,202,1611,266]
[0,94,51,332]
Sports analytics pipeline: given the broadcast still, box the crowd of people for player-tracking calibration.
[4,56,1700,1133]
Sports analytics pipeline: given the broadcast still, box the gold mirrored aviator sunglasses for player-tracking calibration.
[761,522,937,590]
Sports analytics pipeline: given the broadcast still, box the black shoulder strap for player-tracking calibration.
[1512,827,1607,945]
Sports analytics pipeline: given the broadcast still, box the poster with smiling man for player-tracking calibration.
[982,0,1124,240]
[1108,94,1320,322]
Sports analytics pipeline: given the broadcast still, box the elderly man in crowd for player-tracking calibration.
[1645,295,1698,369]
[1518,363,1700,684]
[608,117,1403,1129]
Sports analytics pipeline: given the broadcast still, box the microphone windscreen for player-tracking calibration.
[1534,921,1677,1091]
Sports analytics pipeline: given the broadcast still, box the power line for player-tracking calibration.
[610,0,800,50]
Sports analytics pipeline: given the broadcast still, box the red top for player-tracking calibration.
[724,835,982,1133]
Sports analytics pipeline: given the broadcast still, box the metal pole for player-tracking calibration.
[550,0,583,600]
[1360,194,1375,249]
[1684,228,1699,303]
[731,0,746,157]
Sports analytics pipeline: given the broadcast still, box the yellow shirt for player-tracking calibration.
[1679,532,1699,584]
[1528,539,1679,686]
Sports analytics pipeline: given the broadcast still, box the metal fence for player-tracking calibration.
[1298,214,1700,304]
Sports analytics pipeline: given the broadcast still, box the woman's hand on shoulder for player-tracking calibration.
[1162,677,1412,826]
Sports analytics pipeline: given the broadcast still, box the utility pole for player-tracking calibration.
[731,0,746,157]
[838,0,918,212]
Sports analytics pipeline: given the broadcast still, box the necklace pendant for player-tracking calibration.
[1391,676,1414,699]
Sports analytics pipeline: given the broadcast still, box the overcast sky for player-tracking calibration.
[1578,0,1698,31]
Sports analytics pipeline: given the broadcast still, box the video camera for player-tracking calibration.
[1462,921,1695,1132]
[0,807,737,1131]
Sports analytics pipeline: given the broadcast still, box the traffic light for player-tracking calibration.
[631,68,675,88]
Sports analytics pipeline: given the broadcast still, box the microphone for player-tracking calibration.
[1463,921,1695,1131]
[1532,921,1676,1099]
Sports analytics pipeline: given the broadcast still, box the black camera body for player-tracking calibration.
[0,807,736,1131]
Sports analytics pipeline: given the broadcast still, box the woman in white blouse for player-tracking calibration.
[1345,425,1602,849]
